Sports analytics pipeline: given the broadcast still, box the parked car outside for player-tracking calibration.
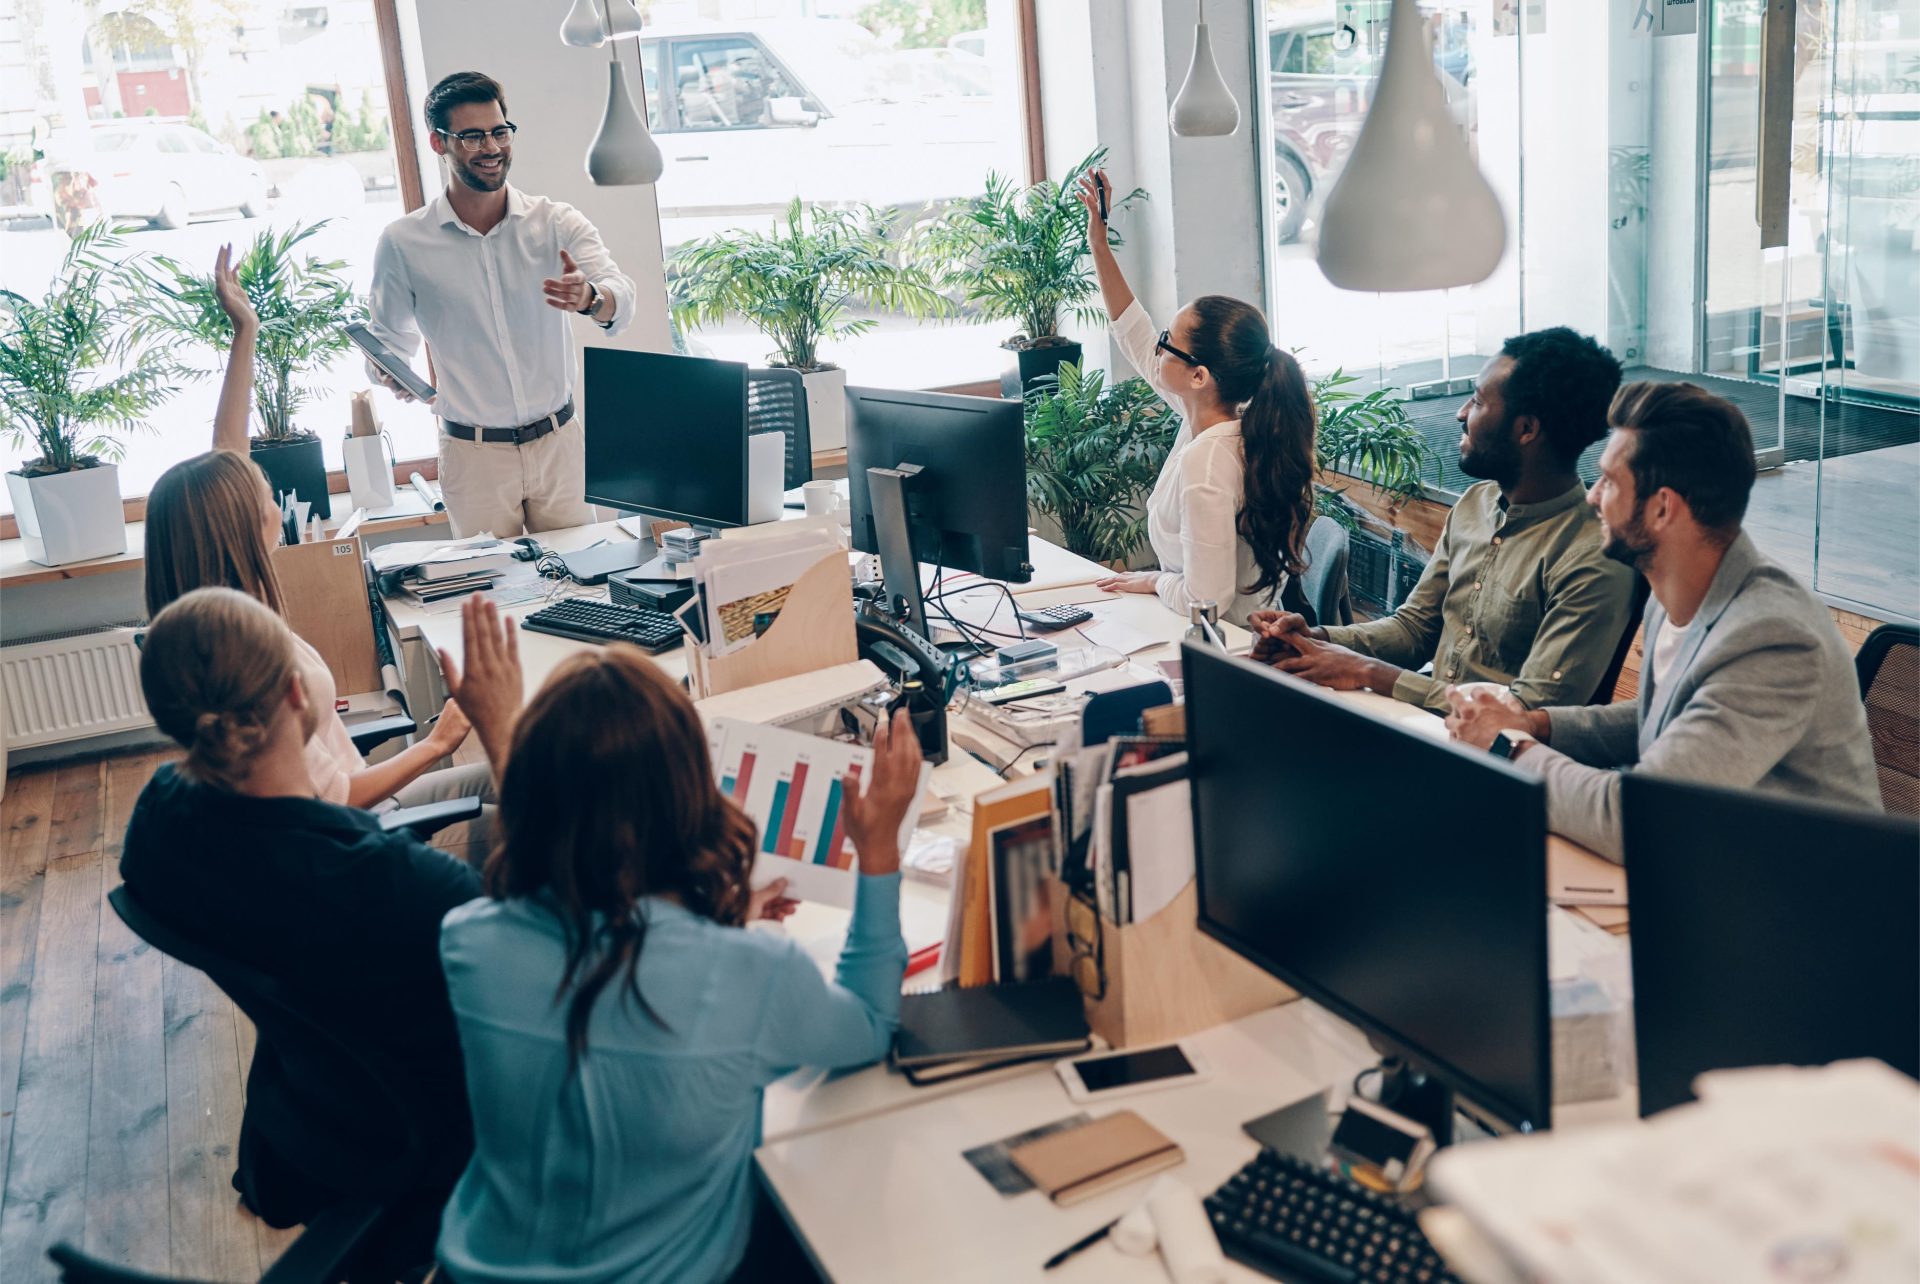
[46,119,268,232]
[640,19,1010,239]
[1267,13,1473,244]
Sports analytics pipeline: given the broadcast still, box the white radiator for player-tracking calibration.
[1,623,152,750]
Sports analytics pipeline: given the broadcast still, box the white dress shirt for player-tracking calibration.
[1112,300,1279,627]
[366,184,636,429]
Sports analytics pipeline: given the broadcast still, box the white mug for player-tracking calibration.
[802,479,838,518]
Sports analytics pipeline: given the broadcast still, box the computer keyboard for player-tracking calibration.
[1014,603,1094,632]
[1206,1149,1459,1284]
[521,599,684,653]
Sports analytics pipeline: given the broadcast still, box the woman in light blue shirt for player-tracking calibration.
[436,647,924,1284]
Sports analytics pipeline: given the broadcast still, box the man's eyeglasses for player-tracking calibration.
[1156,330,1201,368]
[438,123,518,152]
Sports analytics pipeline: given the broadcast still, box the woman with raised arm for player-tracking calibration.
[1076,170,1318,627]
[435,659,923,1284]
[143,244,498,822]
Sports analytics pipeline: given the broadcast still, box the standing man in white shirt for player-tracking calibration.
[366,71,637,538]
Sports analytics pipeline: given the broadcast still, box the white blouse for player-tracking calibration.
[1112,300,1281,627]
[292,633,364,805]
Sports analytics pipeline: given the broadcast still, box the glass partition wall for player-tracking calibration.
[1257,0,1918,623]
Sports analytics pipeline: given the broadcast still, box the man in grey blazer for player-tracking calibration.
[1446,380,1882,862]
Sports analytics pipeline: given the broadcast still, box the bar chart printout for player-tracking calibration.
[709,718,927,907]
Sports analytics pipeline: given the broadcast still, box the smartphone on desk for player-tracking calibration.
[1056,1042,1209,1103]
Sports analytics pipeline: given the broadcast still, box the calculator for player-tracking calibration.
[1014,604,1094,632]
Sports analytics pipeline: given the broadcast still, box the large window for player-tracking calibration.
[647,0,1031,388]
[0,0,423,514]
[1256,0,1919,623]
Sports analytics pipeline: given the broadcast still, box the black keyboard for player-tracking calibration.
[521,599,683,653]
[1206,1150,1458,1284]
[1014,603,1094,631]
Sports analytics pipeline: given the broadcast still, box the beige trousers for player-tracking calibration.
[437,415,599,538]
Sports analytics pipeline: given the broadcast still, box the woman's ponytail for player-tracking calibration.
[140,587,298,790]
[1184,297,1317,599]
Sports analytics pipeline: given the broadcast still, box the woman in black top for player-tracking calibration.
[121,588,524,1265]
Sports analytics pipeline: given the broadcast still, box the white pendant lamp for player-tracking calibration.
[560,0,606,48]
[1316,0,1506,291]
[582,0,662,185]
[1168,0,1240,137]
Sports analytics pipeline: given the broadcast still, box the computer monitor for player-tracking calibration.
[584,349,748,528]
[844,386,1032,586]
[1184,645,1552,1138]
[1622,774,1919,1117]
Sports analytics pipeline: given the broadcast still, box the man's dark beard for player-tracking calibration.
[452,151,509,193]
[1459,411,1521,486]
[1602,503,1655,568]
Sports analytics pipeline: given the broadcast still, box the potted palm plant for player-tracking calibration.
[1023,362,1179,567]
[923,148,1144,399]
[1312,367,1430,508]
[0,226,177,566]
[142,222,359,517]
[668,199,946,451]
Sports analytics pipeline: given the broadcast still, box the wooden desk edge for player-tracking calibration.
[0,510,449,589]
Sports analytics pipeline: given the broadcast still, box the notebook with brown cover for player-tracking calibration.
[1006,1109,1183,1206]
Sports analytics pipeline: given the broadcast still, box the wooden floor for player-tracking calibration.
[0,748,299,1282]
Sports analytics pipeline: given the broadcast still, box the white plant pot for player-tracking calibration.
[801,366,848,453]
[6,463,127,567]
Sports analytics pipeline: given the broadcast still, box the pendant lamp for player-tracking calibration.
[559,0,606,48]
[1315,0,1505,291]
[1168,0,1240,137]
[583,0,663,185]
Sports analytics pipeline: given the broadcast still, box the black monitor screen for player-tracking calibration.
[1184,645,1552,1133]
[845,386,1030,584]
[583,349,748,527]
[1624,774,1920,1116]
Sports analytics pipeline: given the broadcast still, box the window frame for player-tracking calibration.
[0,0,1044,540]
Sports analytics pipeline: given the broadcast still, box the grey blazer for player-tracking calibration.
[1519,531,1882,862]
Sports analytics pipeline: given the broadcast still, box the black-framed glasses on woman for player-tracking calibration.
[1156,330,1201,368]
[438,123,518,151]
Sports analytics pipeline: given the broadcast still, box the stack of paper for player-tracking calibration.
[370,534,516,603]
[677,523,844,657]
[1053,737,1190,928]
[1428,1059,1920,1283]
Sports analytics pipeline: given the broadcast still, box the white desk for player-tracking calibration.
[759,998,1638,1284]
[758,1003,1374,1284]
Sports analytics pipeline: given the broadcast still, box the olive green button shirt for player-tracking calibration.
[1323,481,1636,713]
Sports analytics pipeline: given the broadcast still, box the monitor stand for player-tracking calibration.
[867,464,929,640]
[1363,1056,1456,1147]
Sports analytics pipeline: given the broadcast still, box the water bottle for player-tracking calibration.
[1185,601,1221,647]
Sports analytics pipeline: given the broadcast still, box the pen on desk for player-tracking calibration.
[1043,1217,1118,1271]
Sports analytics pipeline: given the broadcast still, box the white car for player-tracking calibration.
[640,19,1012,236]
[52,120,269,231]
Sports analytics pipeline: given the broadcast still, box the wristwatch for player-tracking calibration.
[577,280,600,317]
[1489,729,1535,760]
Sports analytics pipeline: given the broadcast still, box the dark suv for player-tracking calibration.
[1267,14,1473,244]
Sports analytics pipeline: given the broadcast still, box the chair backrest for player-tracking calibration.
[1589,573,1653,705]
[1298,516,1352,629]
[1856,622,1920,816]
[748,367,812,491]
[106,885,424,1197]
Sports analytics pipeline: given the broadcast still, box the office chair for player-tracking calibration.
[749,367,813,490]
[1297,516,1353,629]
[1589,574,1652,705]
[75,884,438,1284]
[1855,622,1919,817]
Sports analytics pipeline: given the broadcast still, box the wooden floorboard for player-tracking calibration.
[0,849,103,1280]
[162,955,259,1283]
[0,766,57,1247]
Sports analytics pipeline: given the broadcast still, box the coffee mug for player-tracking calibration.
[802,480,838,518]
